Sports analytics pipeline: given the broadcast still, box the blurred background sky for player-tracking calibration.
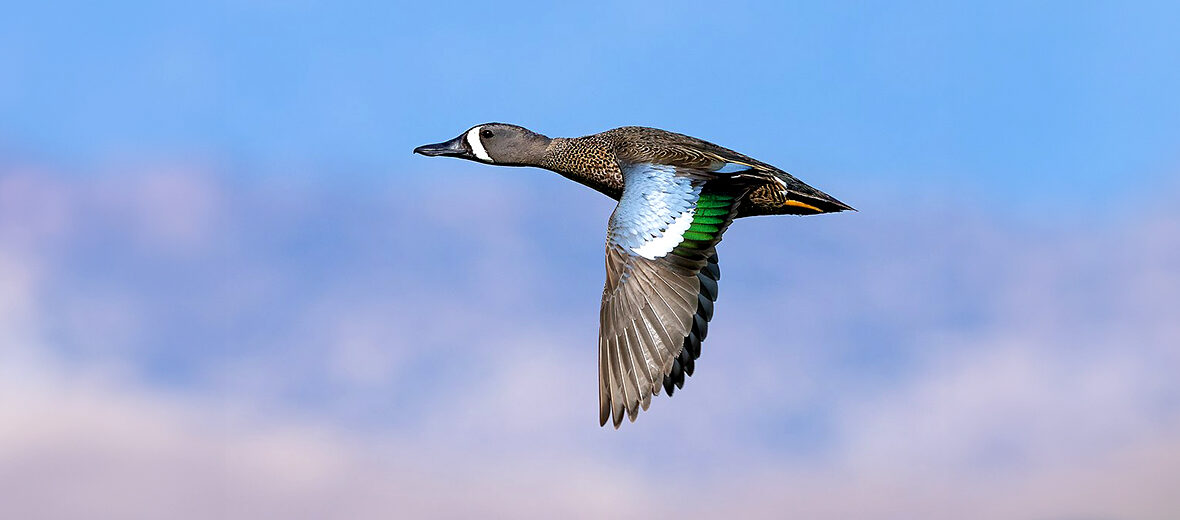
[2,2,1179,519]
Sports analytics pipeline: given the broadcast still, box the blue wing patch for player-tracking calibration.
[609,163,703,260]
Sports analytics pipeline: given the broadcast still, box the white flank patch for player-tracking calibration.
[632,207,696,260]
[466,127,493,163]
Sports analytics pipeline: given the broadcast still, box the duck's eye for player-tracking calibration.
[480,129,494,139]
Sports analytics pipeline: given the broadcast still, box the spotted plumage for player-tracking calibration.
[415,123,853,428]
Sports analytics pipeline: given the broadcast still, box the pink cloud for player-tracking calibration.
[1,165,1178,519]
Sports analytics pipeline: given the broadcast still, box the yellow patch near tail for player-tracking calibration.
[784,200,823,213]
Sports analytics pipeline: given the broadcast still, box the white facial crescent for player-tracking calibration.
[466,127,493,163]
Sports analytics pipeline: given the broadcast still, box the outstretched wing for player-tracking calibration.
[598,162,745,427]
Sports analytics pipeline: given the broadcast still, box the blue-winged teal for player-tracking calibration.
[415,123,852,428]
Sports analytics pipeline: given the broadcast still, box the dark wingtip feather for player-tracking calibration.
[685,332,701,359]
[692,313,708,341]
[698,275,718,301]
[703,260,720,282]
[696,293,714,321]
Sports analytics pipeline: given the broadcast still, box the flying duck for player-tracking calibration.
[415,124,852,428]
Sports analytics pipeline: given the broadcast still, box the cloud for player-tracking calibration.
[2,335,1176,520]
[1,165,1177,519]
[0,368,664,520]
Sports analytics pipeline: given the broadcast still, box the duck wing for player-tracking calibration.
[598,161,745,427]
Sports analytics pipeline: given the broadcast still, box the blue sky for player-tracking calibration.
[4,2,1179,205]
[2,2,1179,519]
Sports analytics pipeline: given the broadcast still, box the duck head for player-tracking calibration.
[414,123,551,166]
